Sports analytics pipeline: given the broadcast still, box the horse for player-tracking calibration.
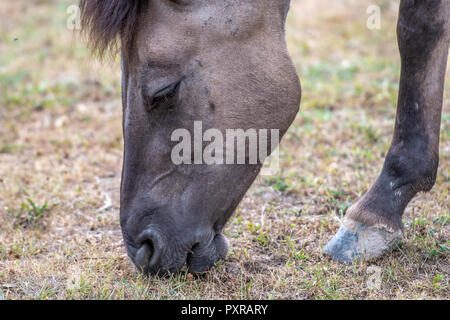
[79,0,449,275]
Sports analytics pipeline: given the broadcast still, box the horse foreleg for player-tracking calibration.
[324,0,450,263]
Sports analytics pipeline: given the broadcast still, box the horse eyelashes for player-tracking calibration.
[142,81,181,112]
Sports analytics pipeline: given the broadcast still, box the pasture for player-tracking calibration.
[0,0,448,299]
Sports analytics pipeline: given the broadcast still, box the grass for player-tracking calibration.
[0,0,448,300]
[6,198,49,229]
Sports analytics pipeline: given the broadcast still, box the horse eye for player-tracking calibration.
[143,81,181,112]
[169,0,191,6]
[169,0,190,6]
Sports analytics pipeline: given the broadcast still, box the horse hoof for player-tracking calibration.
[322,217,403,264]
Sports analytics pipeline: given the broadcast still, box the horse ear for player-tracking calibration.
[79,0,141,58]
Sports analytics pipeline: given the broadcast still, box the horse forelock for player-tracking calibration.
[79,0,142,58]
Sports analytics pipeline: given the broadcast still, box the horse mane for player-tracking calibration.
[79,0,142,57]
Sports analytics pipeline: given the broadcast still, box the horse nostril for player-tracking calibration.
[135,241,153,274]
[135,227,165,274]
[186,243,200,266]
[187,234,229,274]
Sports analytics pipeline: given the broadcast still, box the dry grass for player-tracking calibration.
[0,0,448,300]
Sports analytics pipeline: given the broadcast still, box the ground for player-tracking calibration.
[0,0,448,300]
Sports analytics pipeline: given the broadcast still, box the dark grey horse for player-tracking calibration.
[79,0,449,275]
